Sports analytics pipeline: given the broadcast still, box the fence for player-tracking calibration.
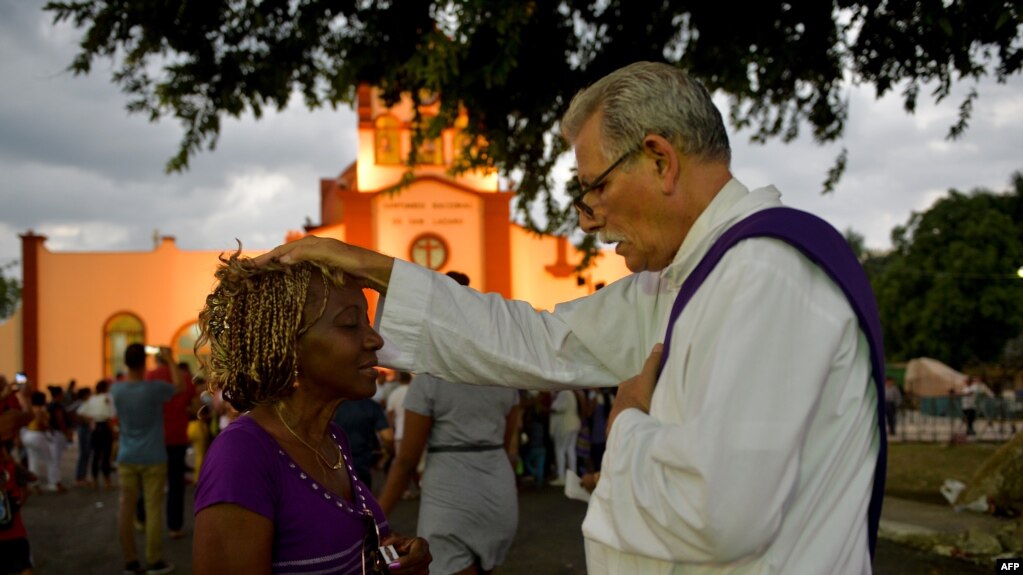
[889,394,1021,443]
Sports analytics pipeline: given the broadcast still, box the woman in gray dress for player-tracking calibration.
[378,272,521,575]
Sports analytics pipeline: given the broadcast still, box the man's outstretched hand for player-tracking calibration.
[254,236,395,293]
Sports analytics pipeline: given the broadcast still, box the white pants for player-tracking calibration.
[49,432,68,487]
[552,428,579,481]
[20,428,54,487]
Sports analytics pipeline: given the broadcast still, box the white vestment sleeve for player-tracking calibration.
[583,240,872,564]
[376,259,638,390]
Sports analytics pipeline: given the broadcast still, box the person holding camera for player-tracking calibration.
[111,344,185,575]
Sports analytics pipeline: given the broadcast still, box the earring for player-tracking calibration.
[292,365,300,388]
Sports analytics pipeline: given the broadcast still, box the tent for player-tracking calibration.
[903,357,968,398]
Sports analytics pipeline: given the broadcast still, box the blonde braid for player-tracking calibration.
[196,248,343,411]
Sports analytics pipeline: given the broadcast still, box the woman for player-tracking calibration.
[76,380,116,489]
[548,389,581,487]
[18,393,52,494]
[378,271,520,575]
[43,387,70,493]
[193,251,430,575]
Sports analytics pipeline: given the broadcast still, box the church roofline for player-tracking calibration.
[326,167,512,198]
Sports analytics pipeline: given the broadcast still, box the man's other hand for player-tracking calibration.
[607,343,662,435]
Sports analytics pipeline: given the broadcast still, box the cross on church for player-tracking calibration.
[412,235,447,269]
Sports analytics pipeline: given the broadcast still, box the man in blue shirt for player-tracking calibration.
[111,344,184,575]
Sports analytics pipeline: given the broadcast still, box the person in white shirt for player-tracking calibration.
[386,371,419,497]
[961,377,993,436]
[257,61,883,574]
[386,372,412,457]
[549,389,581,486]
[77,380,117,488]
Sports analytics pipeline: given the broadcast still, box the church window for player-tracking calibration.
[453,113,487,163]
[103,312,144,379]
[172,321,207,375]
[375,115,401,165]
[416,135,444,165]
[415,115,444,165]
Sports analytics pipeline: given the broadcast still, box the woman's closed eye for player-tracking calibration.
[333,309,360,328]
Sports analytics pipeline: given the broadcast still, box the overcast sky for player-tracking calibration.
[2,1,1022,280]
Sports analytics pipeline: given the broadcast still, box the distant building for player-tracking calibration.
[0,87,629,387]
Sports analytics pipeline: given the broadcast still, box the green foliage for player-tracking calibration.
[0,261,20,321]
[45,1,1023,238]
[843,227,866,261]
[1003,334,1023,372]
[868,172,1023,368]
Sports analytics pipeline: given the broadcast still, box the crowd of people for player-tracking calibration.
[354,370,617,493]
[0,350,247,575]
[0,348,615,575]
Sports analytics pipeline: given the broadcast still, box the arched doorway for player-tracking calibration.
[103,312,145,379]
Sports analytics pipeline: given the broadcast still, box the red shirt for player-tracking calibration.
[0,456,27,540]
[1,394,20,412]
[145,366,195,446]
[1,394,25,443]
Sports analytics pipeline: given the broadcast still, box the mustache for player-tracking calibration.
[597,231,627,244]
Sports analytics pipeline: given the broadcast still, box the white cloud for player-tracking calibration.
[37,222,132,252]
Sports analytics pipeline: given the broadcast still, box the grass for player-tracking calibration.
[885,442,1002,505]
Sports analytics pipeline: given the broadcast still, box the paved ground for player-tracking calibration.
[19,466,1006,575]
[16,423,1021,574]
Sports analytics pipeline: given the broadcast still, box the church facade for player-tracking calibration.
[1,87,629,387]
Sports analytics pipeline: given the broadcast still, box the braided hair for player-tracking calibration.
[196,249,343,411]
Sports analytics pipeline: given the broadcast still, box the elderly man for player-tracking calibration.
[259,61,884,573]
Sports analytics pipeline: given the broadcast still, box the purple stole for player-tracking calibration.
[657,207,886,559]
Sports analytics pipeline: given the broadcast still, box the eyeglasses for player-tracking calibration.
[360,509,387,575]
[572,145,641,218]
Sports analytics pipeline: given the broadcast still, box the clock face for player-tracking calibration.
[418,89,440,106]
[410,233,448,270]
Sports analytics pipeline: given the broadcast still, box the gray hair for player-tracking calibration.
[561,62,730,165]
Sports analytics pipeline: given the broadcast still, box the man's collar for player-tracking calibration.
[659,178,782,287]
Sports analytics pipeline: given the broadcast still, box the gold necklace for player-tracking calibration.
[274,403,345,470]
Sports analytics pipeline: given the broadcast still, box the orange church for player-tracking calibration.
[0,87,630,387]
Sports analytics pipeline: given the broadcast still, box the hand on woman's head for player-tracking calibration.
[254,236,394,293]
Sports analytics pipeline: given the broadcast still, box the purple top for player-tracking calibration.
[195,415,390,574]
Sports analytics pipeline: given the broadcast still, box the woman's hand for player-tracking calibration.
[380,533,431,574]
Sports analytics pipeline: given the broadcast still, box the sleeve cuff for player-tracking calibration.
[375,259,432,371]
